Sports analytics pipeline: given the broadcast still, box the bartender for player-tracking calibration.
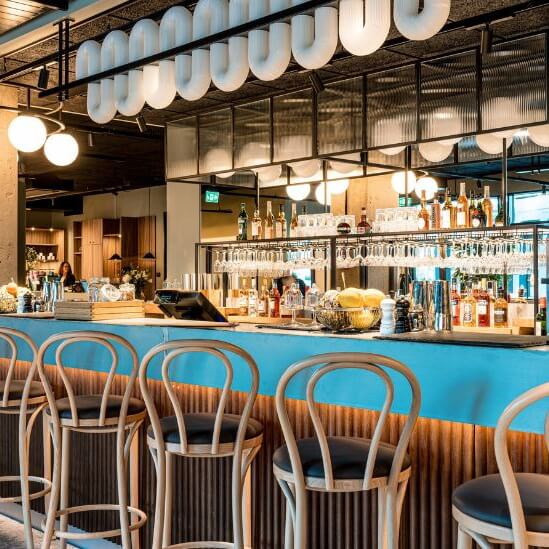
[58,261,76,287]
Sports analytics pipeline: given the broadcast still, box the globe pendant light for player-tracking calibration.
[8,115,47,153]
[286,183,311,201]
[391,171,416,195]
[44,133,79,166]
[415,176,438,200]
[529,124,549,147]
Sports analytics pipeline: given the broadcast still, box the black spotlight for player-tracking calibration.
[136,113,148,133]
[309,71,325,94]
[481,24,493,55]
[87,132,95,148]
[37,66,50,90]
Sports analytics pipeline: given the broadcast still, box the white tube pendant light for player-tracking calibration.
[393,0,450,41]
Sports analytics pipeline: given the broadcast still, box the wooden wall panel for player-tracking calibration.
[0,359,546,549]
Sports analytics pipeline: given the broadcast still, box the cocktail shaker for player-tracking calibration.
[409,281,427,331]
[429,280,452,332]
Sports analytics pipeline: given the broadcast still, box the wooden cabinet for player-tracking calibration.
[26,228,65,273]
[80,219,105,280]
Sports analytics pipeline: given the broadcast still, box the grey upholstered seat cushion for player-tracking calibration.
[452,473,549,533]
[273,436,410,480]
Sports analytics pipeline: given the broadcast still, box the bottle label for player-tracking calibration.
[417,217,426,230]
[472,217,481,228]
[457,212,466,226]
[357,226,366,235]
[251,221,260,237]
[441,211,451,229]
[451,301,459,317]
[477,300,487,315]
[494,309,506,324]
[275,223,283,238]
[463,303,473,323]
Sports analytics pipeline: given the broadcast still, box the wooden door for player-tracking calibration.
[81,219,103,280]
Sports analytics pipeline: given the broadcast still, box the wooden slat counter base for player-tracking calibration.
[0,358,546,549]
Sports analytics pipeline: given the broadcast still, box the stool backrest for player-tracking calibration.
[139,339,259,455]
[275,352,421,491]
[494,382,549,549]
[36,330,139,428]
[0,327,38,408]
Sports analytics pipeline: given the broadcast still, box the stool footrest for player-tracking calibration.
[0,475,52,504]
[41,503,147,541]
[167,543,252,548]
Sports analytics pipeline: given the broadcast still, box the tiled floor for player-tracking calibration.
[0,515,65,548]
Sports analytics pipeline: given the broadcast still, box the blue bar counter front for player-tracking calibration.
[0,316,547,435]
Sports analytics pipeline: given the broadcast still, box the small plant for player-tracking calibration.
[25,246,38,271]
[121,264,152,297]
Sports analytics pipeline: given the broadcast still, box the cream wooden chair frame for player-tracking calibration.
[34,330,147,549]
[0,327,51,549]
[139,339,262,549]
[274,352,421,549]
[453,382,549,549]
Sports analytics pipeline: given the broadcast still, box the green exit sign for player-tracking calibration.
[205,190,220,204]
[399,196,413,207]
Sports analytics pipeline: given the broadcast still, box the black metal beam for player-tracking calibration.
[34,0,68,9]
[39,0,334,98]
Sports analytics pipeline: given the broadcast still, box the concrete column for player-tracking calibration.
[0,86,25,284]
[166,182,201,281]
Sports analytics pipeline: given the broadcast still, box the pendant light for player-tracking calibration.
[109,192,122,261]
[142,185,156,260]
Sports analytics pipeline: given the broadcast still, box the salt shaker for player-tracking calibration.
[380,295,396,336]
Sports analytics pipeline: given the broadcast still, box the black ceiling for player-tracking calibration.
[1,0,549,209]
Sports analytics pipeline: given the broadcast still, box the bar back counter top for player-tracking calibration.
[0,315,546,433]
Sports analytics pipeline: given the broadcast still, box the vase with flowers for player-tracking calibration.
[121,264,152,300]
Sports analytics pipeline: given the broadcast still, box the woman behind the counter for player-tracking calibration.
[58,261,76,287]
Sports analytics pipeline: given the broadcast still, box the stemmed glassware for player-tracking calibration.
[304,283,323,329]
[282,283,304,328]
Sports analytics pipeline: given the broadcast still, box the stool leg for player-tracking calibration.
[276,479,295,549]
[293,482,307,549]
[129,425,141,549]
[149,445,166,549]
[377,486,388,549]
[41,420,61,549]
[59,428,71,549]
[117,426,132,548]
[457,527,473,549]
[393,479,409,548]
[162,452,173,548]
[43,413,52,510]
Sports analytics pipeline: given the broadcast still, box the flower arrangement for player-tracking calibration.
[25,246,38,271]
[121,264,152,297]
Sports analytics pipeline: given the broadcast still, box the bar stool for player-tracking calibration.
[273,352,421,549]
[37,331,147,549]
[452,382,549,549]
[139,339,263,549]
[0,327,51,549]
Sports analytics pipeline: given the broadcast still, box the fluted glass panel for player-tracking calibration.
[367,65,417,148]
[481,34,546,132]
[273,89,313,162]
[420,51,477,141]
[166,117,198,179]
[412,143,455,169]
[199,108,233,174]
[234,99,271,169]
[457,135,497,162]
[318,76,363,154]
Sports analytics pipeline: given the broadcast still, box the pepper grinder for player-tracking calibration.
[380,294,396,336]
[395,295,411,333]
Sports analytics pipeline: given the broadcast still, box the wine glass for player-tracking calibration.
[282,283,303,328]
[304,283,323,329]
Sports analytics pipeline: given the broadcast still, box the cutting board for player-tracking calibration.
[374,331,548,348]
[54,300,145,321]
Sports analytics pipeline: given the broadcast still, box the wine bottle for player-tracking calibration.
[264,201,274,239]
[237,203,248,241]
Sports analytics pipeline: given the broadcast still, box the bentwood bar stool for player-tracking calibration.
[36,331,147,549]
[0,327,50,549]
[273,352,421,549]
[139,339,263,549]
[452,382,549,549]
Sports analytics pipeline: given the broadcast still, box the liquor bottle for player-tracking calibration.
[535,297,547,337]
[269,280,280,318]
[417,191,430,231]
[248,279,258,317]
[289,203,298,238]
[476,280,490,327]
[237,203,248,240]
[276,204,287,238]
[357,207,372,235]
[441,190,452,229]
[471,199,483,228]
[482,186,494,227]
[251,208,262,240]
[264,201,274,239]
[494,289,508,328]
[468,192,475,227]
[431,195,441,230]
[495,208,505,227]
[451,279,461,326]
[456,182,469,228]
[462,285,477,328]
[258,281,269,317]
[238,279,248,315]
[337,218,352,234]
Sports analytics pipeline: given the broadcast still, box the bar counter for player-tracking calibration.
[0,315,547,548]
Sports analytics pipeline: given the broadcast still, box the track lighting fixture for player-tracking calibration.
[136,114,148,133]
[481,24,493,55]
[37,66,50,90]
